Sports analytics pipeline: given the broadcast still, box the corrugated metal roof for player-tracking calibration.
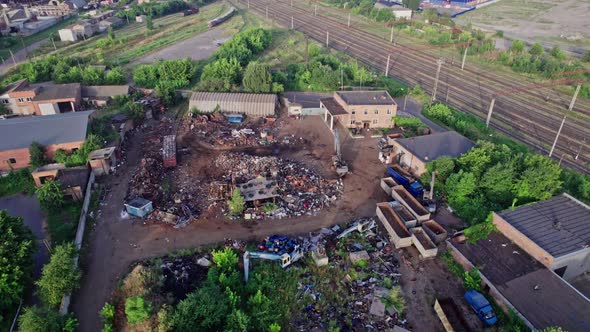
[189,92,277,117]
[82,85,129,98]
[394,131,475,162]
[0,111,93,151]
[498,194,590,257]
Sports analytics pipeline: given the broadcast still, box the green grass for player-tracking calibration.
[0,16,78,61]
[0,168,36,198]
[46,202,82,245]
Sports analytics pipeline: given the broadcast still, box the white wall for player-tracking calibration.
[39,103,58,115]
[58,29,77,42]
[552,248,590,281]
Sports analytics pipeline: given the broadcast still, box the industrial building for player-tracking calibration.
[493,194,590,281]
[189,92,278,117]
[390,131,475,175]
[320,91,397,131]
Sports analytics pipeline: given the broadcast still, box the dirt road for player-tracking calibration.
[0,38,47,76]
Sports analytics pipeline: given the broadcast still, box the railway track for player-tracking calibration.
[237,0,590,174]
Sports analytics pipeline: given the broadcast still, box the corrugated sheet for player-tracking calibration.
[189,92,277,117]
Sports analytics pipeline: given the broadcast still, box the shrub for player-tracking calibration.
[381,287,405,314]
[227,189,245,215]
[29,141,46,168]
[212,247,238,273]
[36,179,64,211]
[125,296,151,325]
[463,268,482,291]
[36,243,81,308]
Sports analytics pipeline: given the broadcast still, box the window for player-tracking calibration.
[387,109,392,115]
[350,120,355,125]
[374,110,379,115]
[351,111,356,115]
[364,110,368,115]
[373,119,378,124]
[8,158,16,164]
[0,99,9,104]
[26,97,32,102]
[17,98,24,103]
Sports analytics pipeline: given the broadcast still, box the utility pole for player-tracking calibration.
[348,13,351,27]
[9,49,16,66]
[575,139,586,160]
[51,37,57,51]
[403,94,408,111]
[385,54,391,76]
[340,68,344,90]
[429,172,436,200]
[461,42,469,70]
[485,97,495,127]
[315,4,317,16]
[390,26,394,43]
[549,83,581,157]
[326,31,329,47]
[266,6,268,18]
[291,16,294,29]
[247,0,250,8]
[430,58,444,104]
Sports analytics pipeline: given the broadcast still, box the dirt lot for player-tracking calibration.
[134,27,233,64]
[457,0,590,55]
[73,112,480,331]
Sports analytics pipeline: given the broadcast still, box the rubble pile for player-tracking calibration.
[160,256,208,300]
[213,152,343,218]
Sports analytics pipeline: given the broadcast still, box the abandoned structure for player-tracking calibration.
[1,80,82,115]
[320,91,397,130]
[493,194,590,281]
[88,147,117,176]
[32,164,91,201]
[58,20,95,41]
[390,131,475,175]
[81,85,130,107]
[189,92,278,117]
[0,111,93,171]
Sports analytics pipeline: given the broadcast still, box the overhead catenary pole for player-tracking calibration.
[291,16,294,29]
[461,42,469,70]
[390,26,394,43]
[485,97,496,127]
[575,139,586,160]
[247,0,250,8]
[430,58,444,105]
[348,13,351,27]
[326,31,329,47]
[266,6,268,18]
[403,94,408,111]
[549,83,581,157]
[9,49,16,66]
[315,4,317,16]
[51,37,57,51]
[385,54,391,76]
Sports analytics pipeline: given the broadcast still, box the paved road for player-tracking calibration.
[0,194,48,304]
[0,38,48,75]
[284,91,447,133]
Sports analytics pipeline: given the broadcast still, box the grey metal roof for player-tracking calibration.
[57,166,90,191]
[336,90,396,106]
[0,111,93,151]
[394,131,475,162]
[32,83,80,101]
[498,194,590,257]
[81,85,129,98]
[189,92,277,117]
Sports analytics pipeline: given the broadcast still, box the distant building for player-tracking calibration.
[320,90,397,130]
[493,194,590,281]
[390,131,475,175]
[81,85,129,107]
[97,16,122,32]
[0,111,93,171]
[135,15,146,23]
[0,7,34,33]
[189,92,278,117]
[374,1,412,20]
[5,80,82,115]
[59,20,95,41]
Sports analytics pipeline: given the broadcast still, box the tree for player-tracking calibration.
[146,15,154,30]
[105,68,126,85]
[480,163,516,206]
[583,50,590,63]
[0,211,35,318]
[513,155,562,202]
[36,179,64,211]
[550,46,566,61]
[212,247,238,273]
[172,285,229,331]
[445,170,477,203]
[402,0,420,10]
[125,296,151,325]
[36,243,80,308]
[18,306,63,332]
[510,40,525,53]
[225,309,250,332]
[428,156,455,182]
[227,189,245,215]
[29,141,46,168]
[243,63,273,93]
[248,289,277,332]
[0,103,8,115]
[529,42,544,56]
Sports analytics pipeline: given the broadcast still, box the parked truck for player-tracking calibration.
[464,290,497,326]
[386,166,424,197]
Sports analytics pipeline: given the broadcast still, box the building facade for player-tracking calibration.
[189,92,278,117]
[320,91,397,131]
[5,81,81,115]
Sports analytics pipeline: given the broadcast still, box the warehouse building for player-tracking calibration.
[493,194,590,281]
[188,92,278,117]
[390,131,475,175]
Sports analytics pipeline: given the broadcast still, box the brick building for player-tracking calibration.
[0,111,93,171]
[4,80,81,115]
[320,91,397,131]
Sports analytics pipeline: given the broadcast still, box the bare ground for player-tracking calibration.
[72,114,480,331]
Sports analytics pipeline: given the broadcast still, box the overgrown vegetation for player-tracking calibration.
[0,169,36,198]
[133,58,196,105]
[393,116,429,137]
[115,0,190,21]
[0,211,35,325]
[29,142,46,169]
[18,306,77,332]
[53,134,103,167]
[36,179,64,211]
[227,189,246,216]
[324,0,396,22]
[36,243,81,308]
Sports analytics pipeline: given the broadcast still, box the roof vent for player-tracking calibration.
[553,221,562,231]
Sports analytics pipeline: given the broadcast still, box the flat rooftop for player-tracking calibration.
[394,131,475,163]
[320,97,348,116]
[336,90,395,106]
[497,194,590,258]
[451,232,590,330]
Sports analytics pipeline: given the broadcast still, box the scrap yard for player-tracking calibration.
[234,0,590,174]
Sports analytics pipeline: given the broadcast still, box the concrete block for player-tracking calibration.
[349,250,370,263]
[197,257,211,267]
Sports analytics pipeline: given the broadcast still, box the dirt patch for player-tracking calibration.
[160,257,208,301]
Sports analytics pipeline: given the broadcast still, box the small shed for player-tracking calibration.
[125,197,153,218]
[136,15,147,23]
[163,135,177,168]
[88,147,117,176]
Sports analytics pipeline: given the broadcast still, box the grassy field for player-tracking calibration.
[31,2,231,66]
[0,16,77,61]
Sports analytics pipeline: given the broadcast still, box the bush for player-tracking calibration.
[36,179,64,211]
[18,306,66,332]
[463,268,482,291]
[227,189,245,215]
[381,287,405,314]
[29,141,46,168]
[36,243,81,308]
[0,168,36,197]
[100,303,115,329]
[125,296,151,325]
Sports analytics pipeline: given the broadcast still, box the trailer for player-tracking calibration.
[411,227,438,258]
[391,185,431,222]
[208,7,236,27]
[434,298,473,332]
[376,203,412,248]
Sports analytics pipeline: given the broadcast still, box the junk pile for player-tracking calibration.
[160,256,209,301]
[214,152,343,218]
[293,218,408,331]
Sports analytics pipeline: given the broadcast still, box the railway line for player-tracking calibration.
[237,0,590,174]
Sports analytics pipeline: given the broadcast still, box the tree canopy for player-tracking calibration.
[36,243,81,308]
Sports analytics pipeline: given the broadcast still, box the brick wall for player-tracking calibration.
[0,141,85,172]
[492,212,555,268]
[334,93,397,129]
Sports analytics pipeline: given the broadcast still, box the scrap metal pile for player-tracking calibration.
[213,152,343,218]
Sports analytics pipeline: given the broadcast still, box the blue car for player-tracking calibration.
[464,290,498,325]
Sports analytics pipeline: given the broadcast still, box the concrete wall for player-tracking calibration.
[391,185,430,221]
[334,93,397,129]
[0,141,84,172]
[492,212,555,268]
[376,203,412,248]
[551,248,590,281]
[59,28,77,42]
[391,140,427,175]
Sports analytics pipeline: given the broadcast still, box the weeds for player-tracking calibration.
[381,287,406,314]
